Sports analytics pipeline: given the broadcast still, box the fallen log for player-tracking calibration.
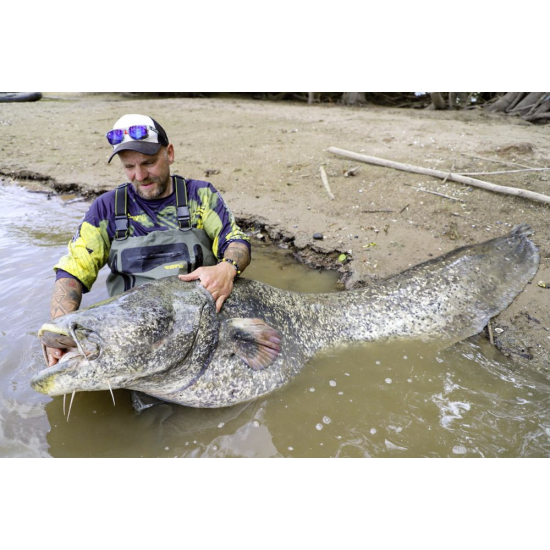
[485,92,525,113]
[327,147,550,206]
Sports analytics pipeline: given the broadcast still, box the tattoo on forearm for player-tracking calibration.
[224,243,251,272]
[50,278,83,320]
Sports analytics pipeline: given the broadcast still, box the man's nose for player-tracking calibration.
[135,166,148,181]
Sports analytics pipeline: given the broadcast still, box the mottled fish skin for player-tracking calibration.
[31,225,539,408]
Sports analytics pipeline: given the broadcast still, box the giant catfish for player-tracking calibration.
[32,224,539,408]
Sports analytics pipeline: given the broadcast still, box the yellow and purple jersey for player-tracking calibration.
[55,176,250,291]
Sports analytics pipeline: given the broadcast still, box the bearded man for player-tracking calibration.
[46,114,250,367]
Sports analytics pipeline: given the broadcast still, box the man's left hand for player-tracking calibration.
[178,262,236,312]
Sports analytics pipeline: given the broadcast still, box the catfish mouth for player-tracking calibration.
[39,323,101,369]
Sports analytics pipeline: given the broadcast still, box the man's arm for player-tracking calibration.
[50,278,83,320]
[178,241,251,313]
[46,278,83,366]
[222,242,251,274]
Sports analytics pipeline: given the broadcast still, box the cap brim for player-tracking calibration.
[108,141,162,163]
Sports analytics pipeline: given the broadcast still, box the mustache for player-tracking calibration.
[138,178,161,185]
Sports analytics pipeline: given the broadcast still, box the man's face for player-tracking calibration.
[119,144,175,200]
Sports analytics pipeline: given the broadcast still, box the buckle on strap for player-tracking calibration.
[177,205,191,231]
[115,215,129,240]
[174,175,191,231]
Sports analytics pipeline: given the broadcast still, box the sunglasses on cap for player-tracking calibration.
[106,125,159,146]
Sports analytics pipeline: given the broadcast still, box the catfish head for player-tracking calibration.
[31,279,219,397]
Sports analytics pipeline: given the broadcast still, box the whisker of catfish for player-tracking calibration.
[69,324,92,366]
[107,380,115,407]
[67,391,76,422]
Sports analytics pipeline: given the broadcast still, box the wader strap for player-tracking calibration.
[114,183,129,241]
[174,175,191,232]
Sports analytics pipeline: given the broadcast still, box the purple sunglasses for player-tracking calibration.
[106,125,158,146]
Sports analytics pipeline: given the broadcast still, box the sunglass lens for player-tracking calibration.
[128,125,149,140]
[107,129,124,145]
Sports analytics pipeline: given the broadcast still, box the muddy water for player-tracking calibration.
[2,182,550,458]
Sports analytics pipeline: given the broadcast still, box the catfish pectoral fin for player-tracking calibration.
[222,318,282,371]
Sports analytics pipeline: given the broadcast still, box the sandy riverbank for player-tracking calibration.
[1,92,549,372]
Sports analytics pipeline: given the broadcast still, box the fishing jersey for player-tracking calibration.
[55,176,250,292]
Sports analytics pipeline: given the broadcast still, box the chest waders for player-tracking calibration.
[106,176,216,297]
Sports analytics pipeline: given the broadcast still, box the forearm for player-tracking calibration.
[222,242,251,274]
[50,278,83,320]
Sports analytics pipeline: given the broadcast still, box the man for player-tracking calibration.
[46,113,251,367]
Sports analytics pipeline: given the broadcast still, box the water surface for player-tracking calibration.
[1,182,549,457]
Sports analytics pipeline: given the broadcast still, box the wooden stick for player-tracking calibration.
[457,167,550,176]
[459,153,534,170]
[319,166,334,200]
[344,166,361,177]
[410,186,464,202]
[327,147,550,206]
[442,165,454,184]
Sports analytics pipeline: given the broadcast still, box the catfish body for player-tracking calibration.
[32,225,539,408]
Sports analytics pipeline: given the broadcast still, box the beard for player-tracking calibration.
[134,175,170,200]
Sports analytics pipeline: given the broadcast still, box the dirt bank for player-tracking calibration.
[1,93,549,372]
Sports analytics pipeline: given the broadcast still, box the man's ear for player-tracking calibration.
[166,144,175,165]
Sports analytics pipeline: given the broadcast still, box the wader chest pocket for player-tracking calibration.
[122,243,193,273]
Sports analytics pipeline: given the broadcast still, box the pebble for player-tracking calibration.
[313,233,324,240]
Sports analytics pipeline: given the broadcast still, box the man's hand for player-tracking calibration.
[179,242,250,313]
[179,261,237,312]
[46,347,66,367]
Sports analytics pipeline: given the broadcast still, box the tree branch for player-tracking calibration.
[327,147,550,206]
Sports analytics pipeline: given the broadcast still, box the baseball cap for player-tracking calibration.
[107,114,169,163]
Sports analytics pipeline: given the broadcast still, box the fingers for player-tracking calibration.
[178,271,200,282]
[216,295,227,313]
[178,265,234,312]
[47,347,63,367]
